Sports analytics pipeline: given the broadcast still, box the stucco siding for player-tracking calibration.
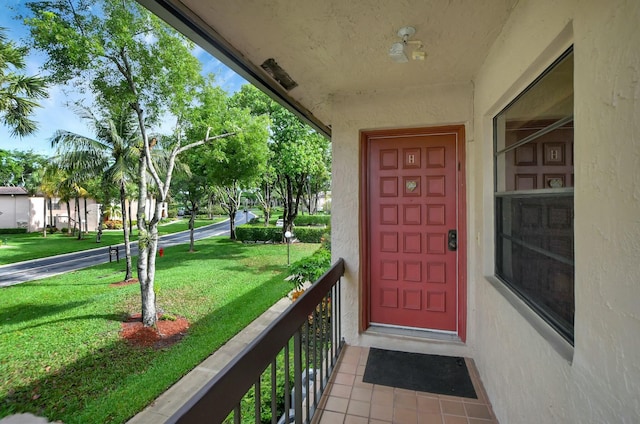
[0,196,30,229]
[472,0,640,422]
[330,82,474,356]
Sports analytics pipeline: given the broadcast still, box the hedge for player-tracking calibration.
[294,215,330,226]
[0,228,27,234]
[267,214,330,227]
[236,225,326,243]
[291,227,325,243]
[236,226,282,243]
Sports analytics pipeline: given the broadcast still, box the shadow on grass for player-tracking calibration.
[0,271,292,424]
[6,312,128,335]
[0,300,87,327]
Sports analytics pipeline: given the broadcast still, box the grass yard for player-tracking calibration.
[0,218,224,265]
[0,237,319,423]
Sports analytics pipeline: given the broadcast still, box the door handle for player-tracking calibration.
[448,229,457,251]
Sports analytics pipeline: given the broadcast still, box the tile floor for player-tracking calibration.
[312,346,498,424]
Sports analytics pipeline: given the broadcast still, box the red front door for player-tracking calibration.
[365,127,464,333]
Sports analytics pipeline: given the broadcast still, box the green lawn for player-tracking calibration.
[0,218,225,265]
[0,237,319,423]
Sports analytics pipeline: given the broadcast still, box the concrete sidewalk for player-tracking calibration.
[126,296,292,423]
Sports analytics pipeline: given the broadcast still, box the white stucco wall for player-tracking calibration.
[29,197,45,233]
[0,196,30,229]
[330,82,474,357]
[472,0,640,422]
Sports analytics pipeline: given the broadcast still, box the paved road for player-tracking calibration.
[0,212,253,288]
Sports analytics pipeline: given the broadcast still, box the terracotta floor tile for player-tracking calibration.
[351,387,373,402]
[443,415,468,424]
[339,362,358,374]
[374,383,394,391]
[468,419,497,424]
[440,400,466,417]
[318,410,345,424]
[418,412,445,424]
[395,392,418,410]
[356,364,366,376]
[329,383,352,399]
[347,399,370,417]
[341,354,360,365]
[370,403,394,421]
[352,379,374,390]
[333,372,356,386]
[314,347,500,424]
[325,396,349,414]
[344,415,369,424]
[464,403,493,419]
[393,407,418,424]
[417,396,441,413]
[372,389,394,406]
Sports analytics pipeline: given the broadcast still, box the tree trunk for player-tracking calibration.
[84,197,88,233]
[283,176,297,237]
[76,197,82,239]
[189,202,196,252]
[229,209,237,240]
[128,199,133,235]
[43,196,47,238]
[136,146,158,327]
[96,205,103,243]
[49,198,53,229]
[120,182,133,281]
[65,200,72,236]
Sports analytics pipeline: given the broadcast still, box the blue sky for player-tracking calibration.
[0,0,247,157]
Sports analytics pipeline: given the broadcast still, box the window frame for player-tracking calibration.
[492,46,575,346]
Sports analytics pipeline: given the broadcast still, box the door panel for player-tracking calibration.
[368,133,458,331]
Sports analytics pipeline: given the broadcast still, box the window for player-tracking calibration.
[494,48,574,344]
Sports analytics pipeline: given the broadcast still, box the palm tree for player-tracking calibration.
[40,166,65,236]
[51,106,139,281]
[0,27,48,137]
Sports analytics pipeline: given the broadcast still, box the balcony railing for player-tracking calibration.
[167,258,346,424]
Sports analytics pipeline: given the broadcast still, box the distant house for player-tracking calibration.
[0,187,44,232]
[46,197,101,233]
[1,186,166,233]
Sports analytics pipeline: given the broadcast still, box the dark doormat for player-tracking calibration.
[362,348,477,399]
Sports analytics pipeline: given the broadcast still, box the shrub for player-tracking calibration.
[0,228,27,234]
[235,226,282,243]
[294,214,330,227]
[104,220,123,230]
[291,227,324,243]
[60,227,69,234]
[288,246,332,290]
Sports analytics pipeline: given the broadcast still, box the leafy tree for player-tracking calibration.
[231,85,329,236]
[23,0,237,327]
[0,149,49,191]
[50,105,140,280]
[186,84,270,239]
[172,147,210,252]
[41,162,75,234]
[0,27,48,137]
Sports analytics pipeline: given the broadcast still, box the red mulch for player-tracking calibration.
[120,313,189,349]
[110,278,139,287]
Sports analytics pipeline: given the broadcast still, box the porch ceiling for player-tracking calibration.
[142,0,518,132]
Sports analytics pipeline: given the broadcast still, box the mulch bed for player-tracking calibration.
[110,278,139,287]
[120,313,189,349]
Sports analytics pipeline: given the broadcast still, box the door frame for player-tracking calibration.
[359,125,467,342]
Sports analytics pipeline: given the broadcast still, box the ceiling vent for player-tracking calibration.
[261,58,298,91]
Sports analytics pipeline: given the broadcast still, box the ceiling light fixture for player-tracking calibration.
[389,26,426,63]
